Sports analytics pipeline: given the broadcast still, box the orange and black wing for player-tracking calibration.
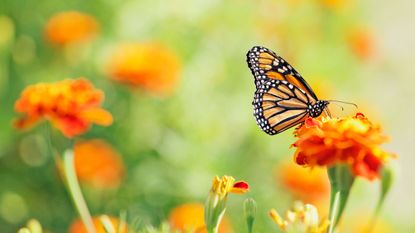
[253,79,317,135]
[246,46,318,100]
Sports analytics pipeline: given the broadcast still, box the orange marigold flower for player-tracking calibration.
[169,203,233,233]
[14,78,113,138]
[74,139,125,188]
[69,216,127,233]
[292,113,394,180]
[44,11,99,46]
[347,28,374,60]
[107,42,181,95]
[277,162,330,204]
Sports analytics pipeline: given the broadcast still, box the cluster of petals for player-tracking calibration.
[292,113,394,180]
[14,78,112,137]
[269,202,329,233]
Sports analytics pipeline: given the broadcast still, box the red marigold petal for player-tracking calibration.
[295,152,308,165]
[352,153,382,180]
[304,117,321,127]
[53,115,90,138]
[231,181,249,193]
[355,112,366,119]
[14,115,41,130]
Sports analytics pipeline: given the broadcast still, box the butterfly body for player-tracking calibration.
[247,46,329,135]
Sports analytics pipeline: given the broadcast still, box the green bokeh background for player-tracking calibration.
[0,0,413,232]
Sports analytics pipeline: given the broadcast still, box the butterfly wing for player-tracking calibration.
[253,78,317,135]
[246,46,318,100]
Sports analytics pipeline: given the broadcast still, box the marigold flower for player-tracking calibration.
[277,162,330,204]
[169,203,233,233]
[69,216,127,233]
[347,28,374,60]
[205,176,248,233]
[14,78,113,138]
[269,202,329,233]
[292,113,394,180]
[107,42,180,95]
[210,175,249,197]
[44,11,99,46]
[74,139,125,188]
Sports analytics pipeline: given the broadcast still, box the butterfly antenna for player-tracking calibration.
[330,102,344,111]
[326,100,358,109]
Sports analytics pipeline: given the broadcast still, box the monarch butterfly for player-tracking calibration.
[246,46,330,135]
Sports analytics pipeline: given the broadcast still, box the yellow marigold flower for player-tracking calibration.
[44,11,99,46]
[347,27,374,60]
[292,113,395,180]
[269,202,329,233]
[74,139,125,188]
[169,203,233,233]
[210,175,249,197]
[205,176,248,232]
[14,78,113,138]
[107,42,181,95]
[69,216,127,233]
[277,162,330,204]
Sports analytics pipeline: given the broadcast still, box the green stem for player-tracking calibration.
[63,149,96,233]
[328,191,340,233]
[327,165,355,233]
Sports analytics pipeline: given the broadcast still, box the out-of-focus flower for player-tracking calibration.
[107,42,180,95]
[347,28,374,60]
[277,162,330,203]
[14,78,113,138]
[292,113,395,180]
[74,139,124,188]
[205,176,248,233]
[169,203,233,233]
[269,202,329,233]
[69,216,127,233]
[17,219,43,233]
[318,0,348,9]
[44,11,99,46]
[341,215,394,233]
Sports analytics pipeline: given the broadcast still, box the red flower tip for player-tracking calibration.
[304,117,321,127]
[355,112,366,119]
[233,181,249,190]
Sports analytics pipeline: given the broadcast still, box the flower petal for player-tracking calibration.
[80,108,113,126]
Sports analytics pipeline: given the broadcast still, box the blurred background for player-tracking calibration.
[0,0,414,232]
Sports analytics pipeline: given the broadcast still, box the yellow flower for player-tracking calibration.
[210,175,249,197]
[205,176,248,232]
[107,42,181,95]
[44,11,99,46]
[74,139,125,188]
[292,113,395,180]
[168,203,233,233]
[269,202,329,233]
[14,78,112,138]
